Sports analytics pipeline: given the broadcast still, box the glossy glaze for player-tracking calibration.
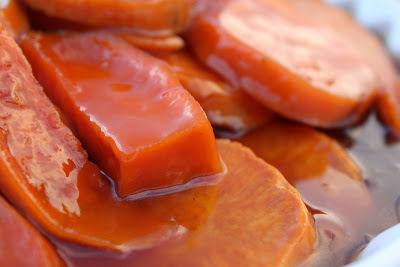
[21,31,222,197]
[52,140,315,267]
[21,0,195,36]
[155,50,274,131]
[185,0,378,127]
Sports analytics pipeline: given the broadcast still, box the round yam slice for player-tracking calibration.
[285,0,400,138]
[185,0,378,127]
[0,195,64,267]
[21,0,195,36]
[237,122,372,230]
[74,139,315,266]
[155,50,275,131]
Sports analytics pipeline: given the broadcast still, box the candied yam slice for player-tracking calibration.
[285,0,400,137]
[0,196,64,267]
[0,0,29,40]
[186,0,378,127]
[114,140,315,266]
[237,122,372,228]
[155,50,274,131]
[21,0,195,36]
[0,26,219,250]
[21,31,221,198]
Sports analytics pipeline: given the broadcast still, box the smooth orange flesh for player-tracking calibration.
[286,0,400,138]
[0,0,29,40]
[238,122,372,229]
[68,140,314,266]
[0,195,64,267]
[155,50,275,131]
[21,0,195,36]
[185,0,378,127]
[21,31,222,198]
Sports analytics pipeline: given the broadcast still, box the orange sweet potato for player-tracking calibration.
[21,0,195,36]
[109,140,315,266]
[285,0,400,138]
[0,0,29,40]
[238,122,372,228]
[185,0,378,127]
[0,195,64,267]
[155,50,274,131]
[21,31,222,198]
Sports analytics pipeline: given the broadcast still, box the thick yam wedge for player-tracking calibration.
[185,0,378,127]
[0,0,29,40]
[0,26,218,250]
[155,51,274,131]
[21,31,221,198]
[237,122,372,228]
[0,196,63,267]
[21,0,195,36]
[137,140,315,266]
[82,140,314,266]
[285,0,400,138]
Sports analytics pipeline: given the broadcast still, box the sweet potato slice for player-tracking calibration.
[0,0,29,40]
[285,0,400,138]
[237,122,372,228]
[21,31,221,198]
[21,0,195,36]
[155,50,274,131]
[0,195,64,267]
[78,140,314,266]
[185,0,378,127]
